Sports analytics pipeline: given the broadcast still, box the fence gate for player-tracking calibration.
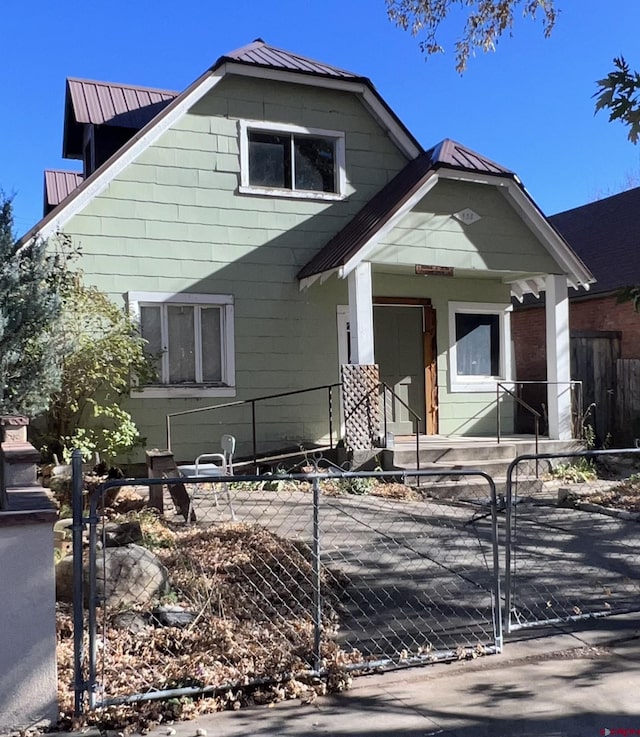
[504,448,640,634]
[70,463,502,714]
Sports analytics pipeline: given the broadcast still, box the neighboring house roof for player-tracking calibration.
[23,39,422,245]
[297,138,593,296]
[63,78,178,158]
[549,186,640,297]
[43,169,83,210]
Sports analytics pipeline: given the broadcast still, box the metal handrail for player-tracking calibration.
[496,380,584,458]
[165,379,424,473]
[166,383,342,464]
[496,382,541,457]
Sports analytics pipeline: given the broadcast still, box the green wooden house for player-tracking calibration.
[25,40,593,463]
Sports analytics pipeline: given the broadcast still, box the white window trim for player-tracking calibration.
[448,301,512,393]
[128,291,236,399]
[238,119,346,201]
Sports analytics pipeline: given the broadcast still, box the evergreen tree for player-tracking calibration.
[0,193,71,416]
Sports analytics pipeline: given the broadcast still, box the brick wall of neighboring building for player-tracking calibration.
[512,304,546,380]
[512,294,640,381]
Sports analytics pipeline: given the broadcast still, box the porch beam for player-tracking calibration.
[347,262,375,365]
[545,274,572,440]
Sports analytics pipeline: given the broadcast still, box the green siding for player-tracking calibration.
[61,75,401,462]
[373,179,561,275]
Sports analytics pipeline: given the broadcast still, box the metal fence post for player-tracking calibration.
[503,459,517,635]
[328,386,334,450]
[488,475,503,652]
[71,449,85,716]
[312,475,322,672]
[87,483,101,710]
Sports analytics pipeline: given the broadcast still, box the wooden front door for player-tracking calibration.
[373,299,438,435]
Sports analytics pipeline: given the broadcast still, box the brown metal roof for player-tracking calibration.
[63,78,177,158]
[219,38,362,80]
[297,139,516,280]
[430,138,514,176]
[67,77,178,126]
[43,169,83,213]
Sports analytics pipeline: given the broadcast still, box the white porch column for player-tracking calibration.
[545,274,572,440]
[347,262,374,364]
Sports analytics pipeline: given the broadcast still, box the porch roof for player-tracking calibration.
[297,140,594,296]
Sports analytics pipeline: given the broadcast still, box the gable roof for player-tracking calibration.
[297,139,518,281]
[297,138,594,295]
[63,78,178,158]
[23,40,422,245]
[43,169,83,212]
[549,186,640,297]
[427,138,515,177]
[219,38,361,80]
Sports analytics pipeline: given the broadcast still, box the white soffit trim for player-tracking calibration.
[299,273,323,291]
[29,66,228,243]
[437,169,510,188]
[224,63,421,160]
[510,282,525,302]
[339,172,439,278]
[525,279,541,298]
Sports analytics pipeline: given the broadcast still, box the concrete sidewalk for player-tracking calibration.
[146,614,640,737]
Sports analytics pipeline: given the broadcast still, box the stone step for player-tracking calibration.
[406,473,545,500]
[392,442,515,467]
[392,438,585,469]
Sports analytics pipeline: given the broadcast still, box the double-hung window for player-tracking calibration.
[448,302,512,392]
[129,292,235,398]
[239,121,345,199]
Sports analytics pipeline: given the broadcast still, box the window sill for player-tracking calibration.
[450,379,502,393]
[238,185,345,202]
[132,386,237,399]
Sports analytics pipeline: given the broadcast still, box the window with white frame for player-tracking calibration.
[448,302,512,392]
[239,121,345,199]
[129,292,235,398]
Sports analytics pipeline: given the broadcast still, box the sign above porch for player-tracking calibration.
[415,264,454,277]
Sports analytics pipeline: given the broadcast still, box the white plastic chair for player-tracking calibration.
[178,434,236,521]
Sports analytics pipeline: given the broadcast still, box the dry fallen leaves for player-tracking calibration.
[56,517,360,733]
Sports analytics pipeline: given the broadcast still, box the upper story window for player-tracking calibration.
[239,121,346,201]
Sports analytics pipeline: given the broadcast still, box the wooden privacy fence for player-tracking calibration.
[616,359,640,445]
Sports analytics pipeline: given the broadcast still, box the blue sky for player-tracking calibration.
[3,0,639,235]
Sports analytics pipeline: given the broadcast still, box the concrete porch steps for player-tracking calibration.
[389,436,585,499]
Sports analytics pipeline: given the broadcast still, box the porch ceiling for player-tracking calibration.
[371,262,551,297]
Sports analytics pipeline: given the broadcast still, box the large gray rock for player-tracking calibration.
[103,520,143,547]
[56,543,169,607]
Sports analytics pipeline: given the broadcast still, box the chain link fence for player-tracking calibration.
[67,463,502,713]
[504,448,640,633]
